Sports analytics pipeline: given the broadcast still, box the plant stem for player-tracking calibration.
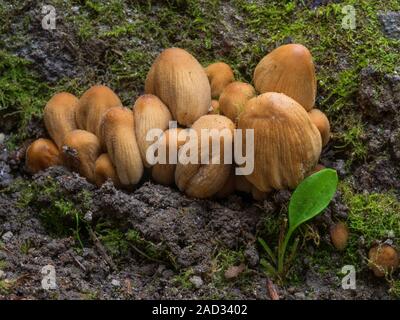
[278,228,294,274]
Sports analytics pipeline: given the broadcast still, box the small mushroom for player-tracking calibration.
[151,128,186,186]
[133,94,173,167]
[175,115,235,198]
[76,85,122,137]
[330,222,349,251]
[61,129,101,183]
[99,107,143,186]
[308,109,331,147]
[44,92,79,148]
[238,92,322,192]
[145,47,211,126]
[253,44,317,111]
[25,138,61,174]
[205,62,235,99]
[219,82,256,123]
[94,153,121,188]
[368,244,399,277]
[208,100,220,115]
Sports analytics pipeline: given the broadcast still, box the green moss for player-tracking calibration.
[13,177,88,247]
[0,51,49,147]
[0,259,7,270]
[95,224,129,258]
[340,182,400,269]
[173,268,195,289]
[334,115,367,165]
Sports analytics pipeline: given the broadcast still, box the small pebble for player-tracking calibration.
[0,133,5,145]
[111,279,120,287]
[294,292,306,299]
[0,270,5,279]
[1,231,13,243]
[189,276,203,289]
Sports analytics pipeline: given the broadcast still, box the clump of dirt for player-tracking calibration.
[353,67,400,194]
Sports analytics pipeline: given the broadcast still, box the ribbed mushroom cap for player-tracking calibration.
[44,92,79,149]
[238,92,322,192]
[205,62,235,99]
[253,44,317,111]
[25,138,61,174]
[175,114,235,198]
[61,129,101,183]
[99,107,143,186]
[145,48,211,126]
[219,81,256,122]
[94,153,121,188]
[133,94,173,167]
[151,128,186,186]
[308,109,330,147]
[76,85,122,137]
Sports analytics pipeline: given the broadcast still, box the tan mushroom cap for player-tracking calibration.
[238,92,322,192]
[94,153,121,188]
[99,107,143,186]
[25,138,61,174]
[175,114,235,198]
[61,129,101,183]
[76,85,122,137]
[151,128,186,186]
[133,94,173,168]
[219,81,256,123]
[368,244,399,277]
[145,47,211,126]
[308,109,331,147]
[253,44,317,111]
[44,92,79,149]
[205,62,235,99]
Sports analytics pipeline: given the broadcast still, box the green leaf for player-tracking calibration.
[288,168,338,233]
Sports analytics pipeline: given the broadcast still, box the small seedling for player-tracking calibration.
[259,168,339,281]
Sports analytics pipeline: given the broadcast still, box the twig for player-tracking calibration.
[88,227,117,271]
[71,254,87,272]
[266,277,280,300]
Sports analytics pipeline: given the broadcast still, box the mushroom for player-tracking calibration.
[99,107,143,186]
[368,244,399,277]
[44,92,79,148]
[133,94,173,167]
[253,44,317,111]
[238,92,322,192]
[235,175,268,200]
[308,109,331,147]
[76,85,122,137]
[25,138,61,174]
[330,222,349,251]
[151,128,186,186]
[145,47,211,126]
[175,114,235,198]
[205,62,235,99]
[208,100,220,115]
[215,169,236,198]
[61,129,101,183]
[94,153,121,188]
[219,81,256,123]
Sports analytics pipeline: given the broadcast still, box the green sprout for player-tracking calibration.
[259,169,339,281]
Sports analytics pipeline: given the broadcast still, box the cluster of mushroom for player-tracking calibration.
[26,44,331,200]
